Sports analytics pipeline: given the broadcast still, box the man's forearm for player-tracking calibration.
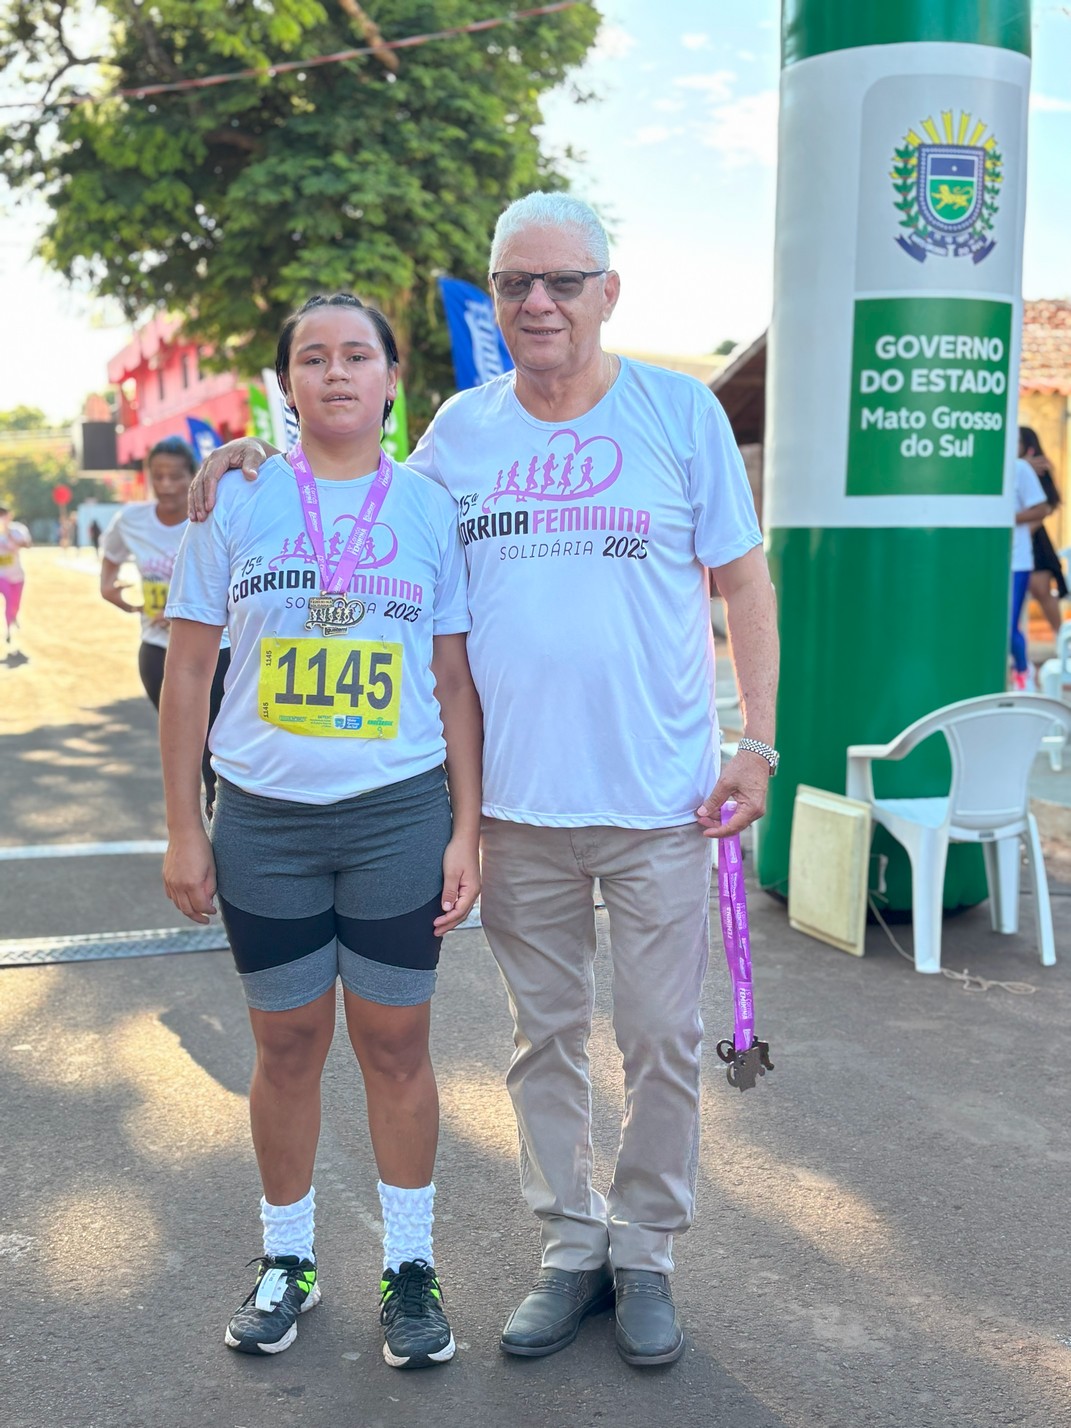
[720,564,779,745]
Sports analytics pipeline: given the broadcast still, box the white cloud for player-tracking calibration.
[652,98,687,113]
[672,69,736,101]
[590,23,638,62]
[696,89,780,169]
[681,33,711,51]
[1031,92,1071,113]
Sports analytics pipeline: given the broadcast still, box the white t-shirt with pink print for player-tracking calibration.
[101,502,189,651]
[408,356,762,829]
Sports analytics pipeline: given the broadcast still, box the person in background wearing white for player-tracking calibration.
[0,503,32,645]
[1010,448,1051,690]
[100,436,230,813]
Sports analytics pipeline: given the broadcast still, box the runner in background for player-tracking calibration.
[160,293,482,1369]
[100,436,230,813]
[0,504,31,645]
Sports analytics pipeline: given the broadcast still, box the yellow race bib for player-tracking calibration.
[142,580,170,618]
[258,637,402,738]
[0,553,15,568]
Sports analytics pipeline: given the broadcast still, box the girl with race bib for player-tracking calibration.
[100,436,230,812]
[160,294,482,1369]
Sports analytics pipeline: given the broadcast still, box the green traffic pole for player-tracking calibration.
[758,1,1033,911]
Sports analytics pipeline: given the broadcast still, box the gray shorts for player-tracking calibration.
[210,766,452,1012]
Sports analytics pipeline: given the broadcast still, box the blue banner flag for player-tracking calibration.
[437,277,513,390]
[187,416,223,464]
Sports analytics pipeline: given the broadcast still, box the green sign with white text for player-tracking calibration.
[847,296,1011,496]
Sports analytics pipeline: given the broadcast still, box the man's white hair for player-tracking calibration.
[489,192,611,273]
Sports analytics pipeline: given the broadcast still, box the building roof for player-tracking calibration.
[1020,299,1071,395]
[106,313,184,385]
[708,334,767,446]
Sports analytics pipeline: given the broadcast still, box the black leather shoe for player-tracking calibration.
[614,1270,685,1366]
[500,1264,615,1357]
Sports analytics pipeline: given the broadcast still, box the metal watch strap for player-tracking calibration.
[737,737,779,774]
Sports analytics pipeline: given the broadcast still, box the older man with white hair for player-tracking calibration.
[191,191,779,1367]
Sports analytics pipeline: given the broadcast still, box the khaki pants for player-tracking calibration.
[480,817,713,1275]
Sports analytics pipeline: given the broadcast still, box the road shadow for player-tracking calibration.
[0,696,164,846]
[4,868,1069,1426]
[2,945,792,1428]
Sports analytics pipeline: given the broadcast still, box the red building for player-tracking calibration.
[108,314,252,476]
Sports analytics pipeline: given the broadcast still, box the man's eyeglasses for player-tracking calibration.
[490,269,607,302]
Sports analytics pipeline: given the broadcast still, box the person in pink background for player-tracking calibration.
[0,504,32,644]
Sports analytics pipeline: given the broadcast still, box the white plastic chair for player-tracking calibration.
[1038,623,1071,770]
[846,694,1071,974]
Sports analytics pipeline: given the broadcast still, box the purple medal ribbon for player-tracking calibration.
[718,801,754,1053]
[715,800,773,1091]
[289,443,392,592]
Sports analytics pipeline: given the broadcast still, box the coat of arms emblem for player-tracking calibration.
[892,112,1002,264]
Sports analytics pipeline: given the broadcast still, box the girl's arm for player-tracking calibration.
[160,618,226,923]
[430,632,483,935]
[100,556,138,613]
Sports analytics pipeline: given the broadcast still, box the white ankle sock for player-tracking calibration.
[377,1181,435,1271]
[260,1187,316,1263]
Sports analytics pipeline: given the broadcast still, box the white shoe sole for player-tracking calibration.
[224,1280,321,1354]
[382,1331,456,1369]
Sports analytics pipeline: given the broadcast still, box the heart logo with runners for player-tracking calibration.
[482,428,623,513]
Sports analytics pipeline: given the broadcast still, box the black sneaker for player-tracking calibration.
[379,1259,455,1369]
[224,1255,320,1354]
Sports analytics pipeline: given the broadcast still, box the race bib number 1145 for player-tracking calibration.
[258,637,402,738]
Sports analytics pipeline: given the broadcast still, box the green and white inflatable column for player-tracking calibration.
[758,2,1032,910]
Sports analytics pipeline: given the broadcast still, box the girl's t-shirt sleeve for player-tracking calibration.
[432,500,471,635]
[99,510,131,565]
[165,509,231,625]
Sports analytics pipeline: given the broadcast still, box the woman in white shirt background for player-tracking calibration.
[1010,445,1051,690]
[100,436,230,812]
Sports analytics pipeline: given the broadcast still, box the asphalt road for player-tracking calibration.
[2,549,1070,1428]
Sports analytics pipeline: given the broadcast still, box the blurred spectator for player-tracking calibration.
[1020,425,1066,638]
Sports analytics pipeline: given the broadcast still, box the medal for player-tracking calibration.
[304,592,366,636]
[290,443,392,635]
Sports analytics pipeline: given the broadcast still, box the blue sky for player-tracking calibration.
[541,0,1071,355]
[1,0,1068,422]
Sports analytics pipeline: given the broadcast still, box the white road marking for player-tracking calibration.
[0,839,167,862]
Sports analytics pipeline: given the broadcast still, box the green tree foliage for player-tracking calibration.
[0,452,111,524]
[0,405,50,430]
[0,1,601,433]
[712,339,738,356]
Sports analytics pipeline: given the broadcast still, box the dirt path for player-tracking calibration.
[1,548,146,736]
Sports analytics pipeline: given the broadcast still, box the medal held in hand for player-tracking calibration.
[290,443,391,636]
[715,801,774,1093]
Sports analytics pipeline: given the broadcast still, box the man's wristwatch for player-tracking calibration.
[737,737,780,776]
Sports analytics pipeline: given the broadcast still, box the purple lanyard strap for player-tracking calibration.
[290,444,392,592]
[715,801,774,1092]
